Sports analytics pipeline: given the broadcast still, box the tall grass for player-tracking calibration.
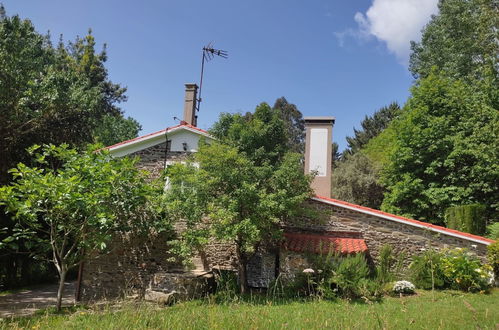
[3,289,498,329]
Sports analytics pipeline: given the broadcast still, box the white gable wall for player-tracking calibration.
[108,126,212,158]
[169,130,206,152]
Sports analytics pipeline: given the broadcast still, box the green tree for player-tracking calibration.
[93,114,142,146]
[272,97,306,153]
[0,144,162,310]
[331,142,341,168]
[209,103,289,166]
[211,99,306,159]
[0,11,140,185]
[409,0,498,82]
[344,102,401,156]
[165,143,312,293]
[167,106,313,293]
[381,72,498,224]
[331,153,384,209]
[0,8,141,288]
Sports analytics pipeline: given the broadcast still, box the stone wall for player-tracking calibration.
[80,143,190,301]
[129,142,191,179]
[279,251,311,282]
[287,200,488,265]
[81,141,491,298]
[247,251,277,288]
[80,231,178,301]
[201,241,237,271]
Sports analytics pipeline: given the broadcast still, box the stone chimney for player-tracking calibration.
[304,116,335,198]
[183,83,198,126]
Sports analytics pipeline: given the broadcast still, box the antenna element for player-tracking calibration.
[198,42,228,112]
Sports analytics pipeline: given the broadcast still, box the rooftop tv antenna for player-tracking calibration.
[197,42,228,112]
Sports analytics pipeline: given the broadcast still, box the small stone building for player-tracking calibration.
[78,84,494,301]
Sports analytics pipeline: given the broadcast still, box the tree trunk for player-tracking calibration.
[56,269,67,312]
[236,246,248,294]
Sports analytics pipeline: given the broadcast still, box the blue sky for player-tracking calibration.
[3,0,438,151]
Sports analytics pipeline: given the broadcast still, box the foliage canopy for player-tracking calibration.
[0,144,163,310]
[167,108,313,293]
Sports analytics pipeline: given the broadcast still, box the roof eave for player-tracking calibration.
[106,124,212,154]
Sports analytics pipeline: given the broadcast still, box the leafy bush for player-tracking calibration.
[486,222,499,240]
[376,244,396,284]
[282,251,340,299]
[392,281,415,294]
[444,204,487,235]
[487,241,499,279]
[410,248,491,292]
[331,253,371,299]
[410,249,447,290]
[441,248,490,292]
[285,252,380,300]
[357,278,383,302]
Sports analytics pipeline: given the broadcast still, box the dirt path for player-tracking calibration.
[0,282,76,318]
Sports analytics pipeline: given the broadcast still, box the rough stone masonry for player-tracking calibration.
[79,139,492,301]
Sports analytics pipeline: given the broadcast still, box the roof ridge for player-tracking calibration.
[104,123,211,151]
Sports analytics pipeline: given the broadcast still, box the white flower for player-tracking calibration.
[393,280,415,294]
[302,268,315,274]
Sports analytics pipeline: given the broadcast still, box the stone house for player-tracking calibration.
[77,84,494,300]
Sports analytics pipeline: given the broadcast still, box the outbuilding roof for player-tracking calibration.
[312,195,495,245]
[283,232,368,255]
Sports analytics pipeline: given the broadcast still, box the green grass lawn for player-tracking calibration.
[2,289,498,329]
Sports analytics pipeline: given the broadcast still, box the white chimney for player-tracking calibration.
[304,116,335,198]
[183,83,198,126]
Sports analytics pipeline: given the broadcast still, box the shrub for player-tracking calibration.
[486,241,499,279]
[410,249,446,290]
[376,244,395,284]
[440,248,489,292]
[280,267,321,298]
[392,281,415,294]
[444,204,487,235]
[357,278,383,302]
[486,222,499,240]
[410,248,491,292]
[285,252,377,300]
[331,253,370,299]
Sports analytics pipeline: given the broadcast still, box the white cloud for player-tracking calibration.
[351,0,439,63]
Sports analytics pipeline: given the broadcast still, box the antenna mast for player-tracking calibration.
[198,42,228,112]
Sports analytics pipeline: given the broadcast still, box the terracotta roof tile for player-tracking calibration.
[283,232,368,255]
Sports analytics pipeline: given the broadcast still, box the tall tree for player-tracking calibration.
[409,0,498,82]
[331,153,384,209]
[169,106,313,293]
[380,72,498,224]
[165,142,312,294]
[0,8,140,289]
[92,114,142,146]
[0,144,162,310]
[272,97,306,153]
[331,142,341,168]
[210,103,289,166]
[0,11,140,185]
[331,103,400,207]
[344,102,401,156]
[211,98,306,157]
